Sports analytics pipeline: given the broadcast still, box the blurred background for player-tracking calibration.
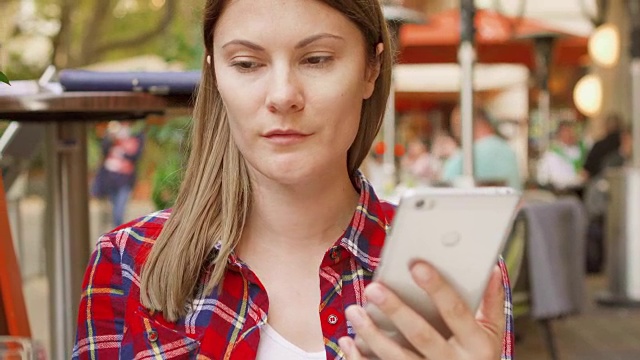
[1,0,640,359]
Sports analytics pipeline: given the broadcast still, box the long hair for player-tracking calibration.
[141,0,393,321]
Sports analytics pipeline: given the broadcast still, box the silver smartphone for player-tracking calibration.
[361,186,521,350]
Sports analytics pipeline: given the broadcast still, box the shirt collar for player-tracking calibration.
[338,171,392,273]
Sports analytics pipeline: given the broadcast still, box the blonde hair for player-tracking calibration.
[141,0,393,321]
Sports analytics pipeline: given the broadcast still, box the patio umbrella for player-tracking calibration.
[398,8,588,68]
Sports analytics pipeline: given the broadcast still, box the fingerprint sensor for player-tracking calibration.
[441,232,461,247]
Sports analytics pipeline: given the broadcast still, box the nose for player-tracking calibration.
[265,67,304,114]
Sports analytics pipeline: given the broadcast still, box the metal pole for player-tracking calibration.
[538,90,551,152]
[630,0,640,169]
[533,35,556,156]
[458,0,476,187]
[45,122,90,360]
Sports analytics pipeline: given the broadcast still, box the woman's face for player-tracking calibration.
[213,0,379,185]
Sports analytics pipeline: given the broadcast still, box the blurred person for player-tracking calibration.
[91,120,145,226]
[582,126,632,273]
[584,126,633,220]
[536,121,587,191]
[73,1,513,359]
[431,132,459,161]
[442,106,522,189]
[601,125,633,169]
[582,113,623,179]
[400,139,441,186]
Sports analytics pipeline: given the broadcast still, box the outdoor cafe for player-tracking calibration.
[1,1,640,359]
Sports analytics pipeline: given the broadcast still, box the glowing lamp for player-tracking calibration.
[588,24,621,68]
[573,74,603,117]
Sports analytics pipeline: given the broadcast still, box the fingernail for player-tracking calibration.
[365,284,386,305]
[412,262,432,284]
[346,305,365,327]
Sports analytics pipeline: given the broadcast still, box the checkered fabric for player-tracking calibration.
[72,172,514,359]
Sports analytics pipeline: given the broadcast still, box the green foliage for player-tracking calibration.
[0,71,9,85]
[19,0,204,71]
[160,5,204,70]
[5,53,44,80]
[145,116,191,210]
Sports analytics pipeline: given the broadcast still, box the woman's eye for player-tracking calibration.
[303,56,333,68]
[230,61,262,72]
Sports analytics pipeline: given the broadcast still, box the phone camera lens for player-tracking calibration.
[416,199,435,210]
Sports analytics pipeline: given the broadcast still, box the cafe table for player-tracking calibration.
[0,87,192,359]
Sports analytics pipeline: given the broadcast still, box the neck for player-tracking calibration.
[238,169,360,257]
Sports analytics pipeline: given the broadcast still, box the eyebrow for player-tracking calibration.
[222,40,265,51]
[221,33,344,51]
[295,33,345,49]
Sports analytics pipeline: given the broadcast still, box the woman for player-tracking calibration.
[73,0,513,359]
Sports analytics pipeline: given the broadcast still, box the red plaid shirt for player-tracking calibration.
[73,173,514,359]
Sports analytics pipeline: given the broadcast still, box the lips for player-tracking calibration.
[262,129,311,145]
[264,129,309,137]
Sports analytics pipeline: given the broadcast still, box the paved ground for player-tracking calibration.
[10,196,640,359]
[516,275,640,360]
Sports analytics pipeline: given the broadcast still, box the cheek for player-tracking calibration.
[215,77,262,134]
[216,89,257,155]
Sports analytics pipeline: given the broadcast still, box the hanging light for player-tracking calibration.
[573,74,603,117]
[588,23,621,68]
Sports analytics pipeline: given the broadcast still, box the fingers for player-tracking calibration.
[363,283,451,359]
[476,265,507,340]
[338,336,366,360]
[347,262,506,359]
[410,261,483,349]
[344,305,420,360]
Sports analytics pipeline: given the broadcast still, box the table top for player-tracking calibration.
[0,91,194,122]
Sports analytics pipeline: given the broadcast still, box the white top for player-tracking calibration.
[537,144,583,189]
[256,324,326,360]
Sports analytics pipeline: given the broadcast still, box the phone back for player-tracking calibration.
[368,187,521,340]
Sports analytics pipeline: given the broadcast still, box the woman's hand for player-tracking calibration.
[338,261,505,360]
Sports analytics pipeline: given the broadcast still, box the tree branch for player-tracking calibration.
[91,0,178,61]
[80,0,113,60]
[51,0,78,68]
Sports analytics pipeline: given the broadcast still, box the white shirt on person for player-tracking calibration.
[256,324,327,360]
[537,143,584,189]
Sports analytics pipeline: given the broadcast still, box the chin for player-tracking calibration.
[250,159,313,185]
[266,169,319,187]
[253,156,336,187]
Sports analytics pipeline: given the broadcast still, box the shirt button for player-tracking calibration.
[327,314,339,325]
[330,247,340,261]
[147,330,158,342]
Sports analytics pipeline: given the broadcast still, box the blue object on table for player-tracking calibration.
[58,70,201,95]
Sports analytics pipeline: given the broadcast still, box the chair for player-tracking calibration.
[503,197,566,360]
[0,174,31,337]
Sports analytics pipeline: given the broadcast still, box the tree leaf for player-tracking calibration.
[0,71,10,85]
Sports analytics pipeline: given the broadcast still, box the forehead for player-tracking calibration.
[213,0,361,45]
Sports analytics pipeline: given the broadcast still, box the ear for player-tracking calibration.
[363,43,384,100]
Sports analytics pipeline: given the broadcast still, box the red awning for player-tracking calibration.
[398,9,589,68]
